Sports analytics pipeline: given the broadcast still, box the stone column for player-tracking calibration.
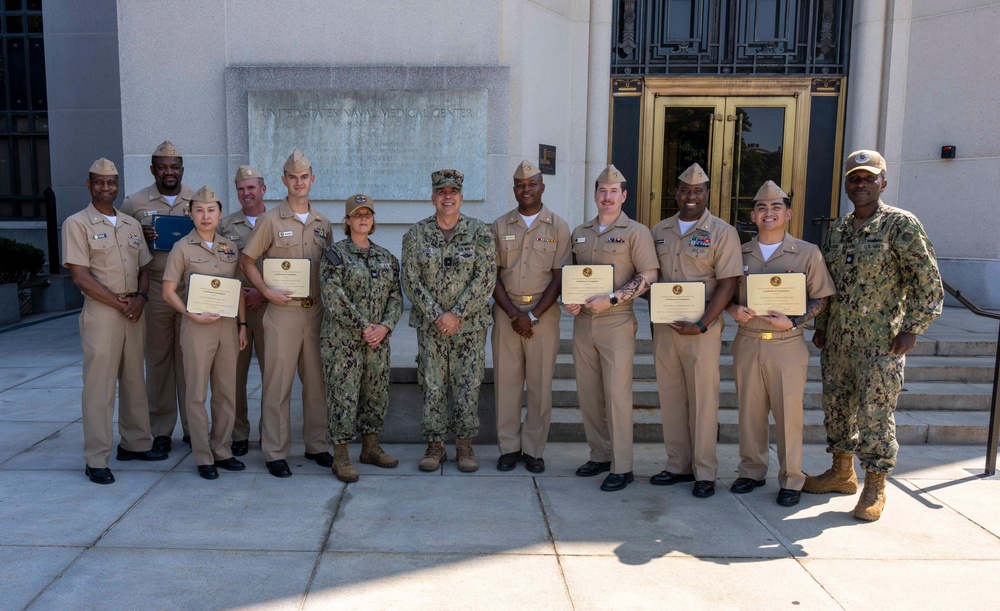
[584,0,612,221]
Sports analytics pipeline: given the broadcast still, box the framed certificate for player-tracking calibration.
[561,264,614,305]
[186,273,241,318]
[746,273,806,316]
[151,215,195,252]
[263,258,311,298]
[650,282,706,323]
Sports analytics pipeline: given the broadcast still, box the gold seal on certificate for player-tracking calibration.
[650,282,706,323]
[561,265,614,305]
[186,273,241,318]
[746,273,806,316]
[263,258,311,298]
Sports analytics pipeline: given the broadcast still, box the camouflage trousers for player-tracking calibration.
[321,334,391,445]
[820,340,904,473]
[416,327,487,441]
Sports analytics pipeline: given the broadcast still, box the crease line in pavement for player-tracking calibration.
[300,479,347,610]
[533,476,577,610]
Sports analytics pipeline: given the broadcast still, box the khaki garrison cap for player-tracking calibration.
[284,149,312,173]
[596,164,626,184]
[192,185,221,204]
[752,180,788,202]
[678,162,709,185]
[845,150,887,176]
[234,165,263,182]
[346,193,376,216]
[432,169,464,190]
[152,140,181,158]
[88,158,118,176]
[513,160,541,180]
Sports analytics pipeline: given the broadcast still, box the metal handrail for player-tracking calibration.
[942,281,1000,475]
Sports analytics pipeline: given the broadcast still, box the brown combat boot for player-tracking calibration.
[331,444,359,483]
[419,441,446,471]
[359,433,398,468]
[455,438,479,472]
[853,471,887,521]
[803,451,859,494]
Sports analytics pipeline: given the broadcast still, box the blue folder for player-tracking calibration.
[151,215,195,252]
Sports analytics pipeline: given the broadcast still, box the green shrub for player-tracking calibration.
[0,237,45,285]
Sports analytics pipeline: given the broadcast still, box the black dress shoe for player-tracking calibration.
[214,457,246,471]
[693,480,716,498]
[649,470,695,486]
[198,465,219,480]
[777,488,801,507]
[85,466,115,485]
[231,439,249,457]
[575,460,612,477]
[730,477,766,494]
[152,435,172,453]
[496,451,521,471]
[523,455,545,474]
[266,460,292,478]
[600,472,634,491]
[116,446,168,461]
[305,451,334,467]
[182,435,191,445]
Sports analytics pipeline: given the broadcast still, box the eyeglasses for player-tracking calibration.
[350,212,373,220]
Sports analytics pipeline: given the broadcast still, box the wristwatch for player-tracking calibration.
[696,321,708,333]
[528,311,540,326]
[608,292,619,306]
[789,317,799,331]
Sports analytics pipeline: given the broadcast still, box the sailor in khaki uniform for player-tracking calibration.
[220,165,269,457]
[163,186,249,480]
[491,160,571,473]
[564,165,659,491]
[120,140,196,452]
[63,158,166,485]
[240,149,332,478]
[650,163,742,499]
[726,181,835,506]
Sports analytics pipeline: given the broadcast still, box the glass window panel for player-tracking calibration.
[27,0,41,10]
[666,0,696,40]
[0,138,10,196]
[33,115,45,132]
[27,15,41,33]
[0,199,13,217]
[6,16,23,33]
[28,38,45,110]
[34,135,48,191]
[12,115,28,132]
[15,136,33,194]
[660,106,713,220]
[5,0,22,10]
[6,39,27,110]
[731,106,785,239]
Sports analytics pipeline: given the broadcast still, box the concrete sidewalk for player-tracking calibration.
[2,312,1000,609]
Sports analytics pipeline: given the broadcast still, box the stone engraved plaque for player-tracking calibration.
[248,89,487,201]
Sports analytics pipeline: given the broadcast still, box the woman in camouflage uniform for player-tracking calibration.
[320,194,403,482]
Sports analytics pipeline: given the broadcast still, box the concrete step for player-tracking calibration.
[547,407,993,445]
[549,379,996,411]
[552,354,997,383]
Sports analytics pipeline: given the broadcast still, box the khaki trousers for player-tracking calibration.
[145,274,188,438]
[260,302,328,461]
[232,303,266,442]
[653,318,723,481]
[179,316,238,466]
[573,308,637,474]
[491,299,560,458]
[79,299,151,468]
[732,330,808,490]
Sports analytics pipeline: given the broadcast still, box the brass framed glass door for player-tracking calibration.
[649,96,796,238]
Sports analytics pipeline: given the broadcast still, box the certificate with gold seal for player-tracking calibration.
[561,265,614,305]
[185,273,241,318]
[746,273,806,316]
[263,258,311,298]
[650,282,706,323]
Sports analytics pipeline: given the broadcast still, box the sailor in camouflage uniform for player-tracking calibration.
[807,150,943,521]
[401,169,497,473]
[320,194,403,482]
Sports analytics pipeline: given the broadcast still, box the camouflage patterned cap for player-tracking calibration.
[431,169,464,190]
[152,140,181,158]
[88,158,118,176]
[845,150,886,177]
[192,185,221,204]
[345,193,376,216]
[596,164,626,184]
[752,180,788,202]
[678,162,709,185]
[283,149,312,174]
[234,165,263,182]
[513,159,541,180]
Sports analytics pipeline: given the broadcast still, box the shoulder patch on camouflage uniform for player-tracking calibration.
[324,249,343,267]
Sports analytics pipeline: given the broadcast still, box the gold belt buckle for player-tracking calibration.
[301,298,314,308]
[759,331,772,340]
[519,295,533,304]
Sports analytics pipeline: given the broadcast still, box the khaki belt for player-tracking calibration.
[737,327,803,341]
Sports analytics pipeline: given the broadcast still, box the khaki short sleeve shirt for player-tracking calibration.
[491,203,572,296]
[241,199,332,300]
[62,203,151,295]
[163,230,240,302]
[120,183,196,274]
[570,211,658,292]
[651,209,743,301]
